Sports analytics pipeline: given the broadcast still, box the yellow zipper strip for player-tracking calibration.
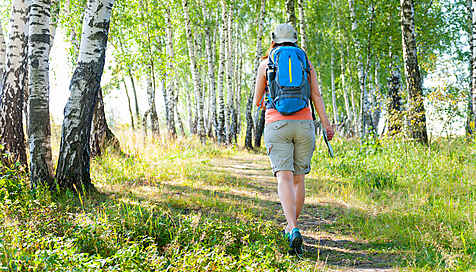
[289,57,292,83]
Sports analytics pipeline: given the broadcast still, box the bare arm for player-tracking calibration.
[309,63,334,139]
[253,60,268,108]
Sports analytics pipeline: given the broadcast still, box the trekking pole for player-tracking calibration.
[311,101,334,158]
[320,122,334,158]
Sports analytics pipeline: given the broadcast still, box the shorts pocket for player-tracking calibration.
[272,121,288,130]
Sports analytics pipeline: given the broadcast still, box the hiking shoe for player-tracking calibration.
[288,228,303,255]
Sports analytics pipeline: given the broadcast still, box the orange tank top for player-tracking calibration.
[265,107,313,124]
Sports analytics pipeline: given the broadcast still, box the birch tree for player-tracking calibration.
[217,2,227,144]
[286,0,296,28]
[0,29,5,84]
[27,0,54,186]
[387,43,402,136]
[470,0,476,135]
[225,2,235,145]
[201,2,216,139]
[0,0,29,166]
[143,72,160,137]
[297,0,307,51]
[348,0,368,137]
[331,48,338,124]
[245,0,265,149]
[340,52,352,127]
[165,7,177,138]
[183,0,205,143]
[400,0,428,144]
[90,88,120,156]
[122,79,135,129]
[56,0,115,190]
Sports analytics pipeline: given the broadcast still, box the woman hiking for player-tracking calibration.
[253,23,334,255]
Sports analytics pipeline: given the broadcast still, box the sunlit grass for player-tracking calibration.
[309,136,476,270]
[1,127,475,271]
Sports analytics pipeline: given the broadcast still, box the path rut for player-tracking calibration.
[208,152,400,272]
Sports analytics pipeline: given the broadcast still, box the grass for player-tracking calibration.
[0,129,475,271]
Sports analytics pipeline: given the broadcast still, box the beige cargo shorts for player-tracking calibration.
[264,120,316,176]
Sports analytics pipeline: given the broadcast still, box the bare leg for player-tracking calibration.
[294,174,305,220]
[277,171,298,233]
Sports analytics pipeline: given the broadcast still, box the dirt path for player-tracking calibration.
[209,152,400,272]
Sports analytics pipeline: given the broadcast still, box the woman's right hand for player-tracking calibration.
[324,123,334,141]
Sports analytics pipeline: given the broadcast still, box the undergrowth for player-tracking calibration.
[310,136,476,271]
[0,131,475,271]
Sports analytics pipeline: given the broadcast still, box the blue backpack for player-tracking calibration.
[266,46,311,115]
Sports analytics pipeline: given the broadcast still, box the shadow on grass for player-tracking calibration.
[98,176,404,269]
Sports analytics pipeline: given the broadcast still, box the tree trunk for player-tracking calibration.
[165,8,177,139]
[470,0,476,135]
[217,2,227,144]
[331,48,338,124]
[183,0,205,143]
[0,29,5,85]
[127,69,140,127]
[297,0,307,51]
[346,44,358,134]
[145,70,160,137]
[340,52,351,127]
[118,36,140,127]
[371,62,382,131]
[400,0,428,144]
[224,2,234,145]
[387,40,403,136]
[235,44,243,137]
[254,109,266,147]
[0,0,28,166]
[55,0,115,191]
[90,87,120,157]
[28,0,53,186]
[122,79,135,129]
[286,0,296,28]
[245,0,265,149]
[348,0,367,138]
[174,87,185,136]
[202,2,216,140]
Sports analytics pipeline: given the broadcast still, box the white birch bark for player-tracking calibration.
[224,2,234,145]
[470,0,476,133]
[28,0,54,186]
[331,48,338,124]
[286,0,296,28]
[202,2,216,139]
[56,0,115,190]
[235,39,243,136]
[348,0,367,137]
[387,35,403,136]
[0,29,5,82]
[183,0,205,143]
[245,0,265,149]
[346,44,358,132]
[297,0,307,51]
[165,8,177,138]
[400,0,428,144]
[340,52,351,129]
[0,0,28,166]
[144,70,160,137]
[217,2,227,144]
[371,62,382,130]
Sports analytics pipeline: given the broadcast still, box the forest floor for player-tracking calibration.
[97,150,399,271]
[0,130,474,271]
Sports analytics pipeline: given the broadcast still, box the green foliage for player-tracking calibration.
[0,161,26,201]
[1,132,475,271]
[311,137,476,270]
